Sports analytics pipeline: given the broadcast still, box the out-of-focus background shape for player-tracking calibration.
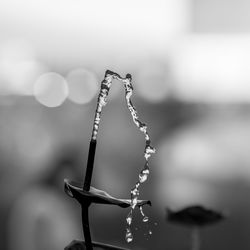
[1,0,250,249]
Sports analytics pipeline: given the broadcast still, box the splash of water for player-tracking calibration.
[91,73,113,140]
[91,70,155,243]
[125,228,133,243]
[120,74,155,242]
[140,206,149,222]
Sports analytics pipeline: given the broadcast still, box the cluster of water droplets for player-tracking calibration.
[122,75,156,243]
[91,73,113,140]
[91,70,155,243]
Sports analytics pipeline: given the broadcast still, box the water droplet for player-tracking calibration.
[144,153,150,161]
[139,165,149,183]
[99,96,107,106]
[131,197,138,209]
[154,222,158,226]
[139,206,149,222]
[145,145,156,154]
[142,168,150,175]
[144,145,156,160]
[139,124,147,133]
[126,212,132,225]
[125,228,133,243]
[139,206,144,215]
[131,187,139,196]
[139,173,148,183]
[149,230,152,235]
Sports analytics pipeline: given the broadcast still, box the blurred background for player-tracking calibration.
[1,0,250,249]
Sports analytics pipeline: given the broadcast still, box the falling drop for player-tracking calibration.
[123,71,155,242]
[149,230,152,235]
[139,124,147,133]
[145,145,156,154]
[139,168,149,183]
[140,206,149,222]
[126,211,132,226]
[125,228,133,243]
[131,186,139,196]
[144,145,156,160]
[139,174,147,183]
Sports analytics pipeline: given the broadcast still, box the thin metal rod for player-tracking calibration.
[82,205,93,250]
[82,140,96,249]
[83,139,97,191]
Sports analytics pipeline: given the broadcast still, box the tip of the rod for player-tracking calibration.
[105,70,121,79]
[105,69,113,75]
[126,73,132,80]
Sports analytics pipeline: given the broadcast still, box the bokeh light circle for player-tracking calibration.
[34,72,68,107]
[0,38,49,95]
[66,68,98,104]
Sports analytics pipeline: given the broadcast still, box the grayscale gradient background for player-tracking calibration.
[0,0,250,249]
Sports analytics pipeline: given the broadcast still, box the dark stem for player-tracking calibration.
[83,139,97,191]
[82,205,93,250]
[81,139,97,249]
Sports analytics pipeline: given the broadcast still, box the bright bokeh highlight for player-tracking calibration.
[0,0,190,69]
[172,34,250,102]
[66,68,98,104]
[33,72,68,107]
[0,39,47,95]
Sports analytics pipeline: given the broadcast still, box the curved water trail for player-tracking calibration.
[91,70,155,243]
